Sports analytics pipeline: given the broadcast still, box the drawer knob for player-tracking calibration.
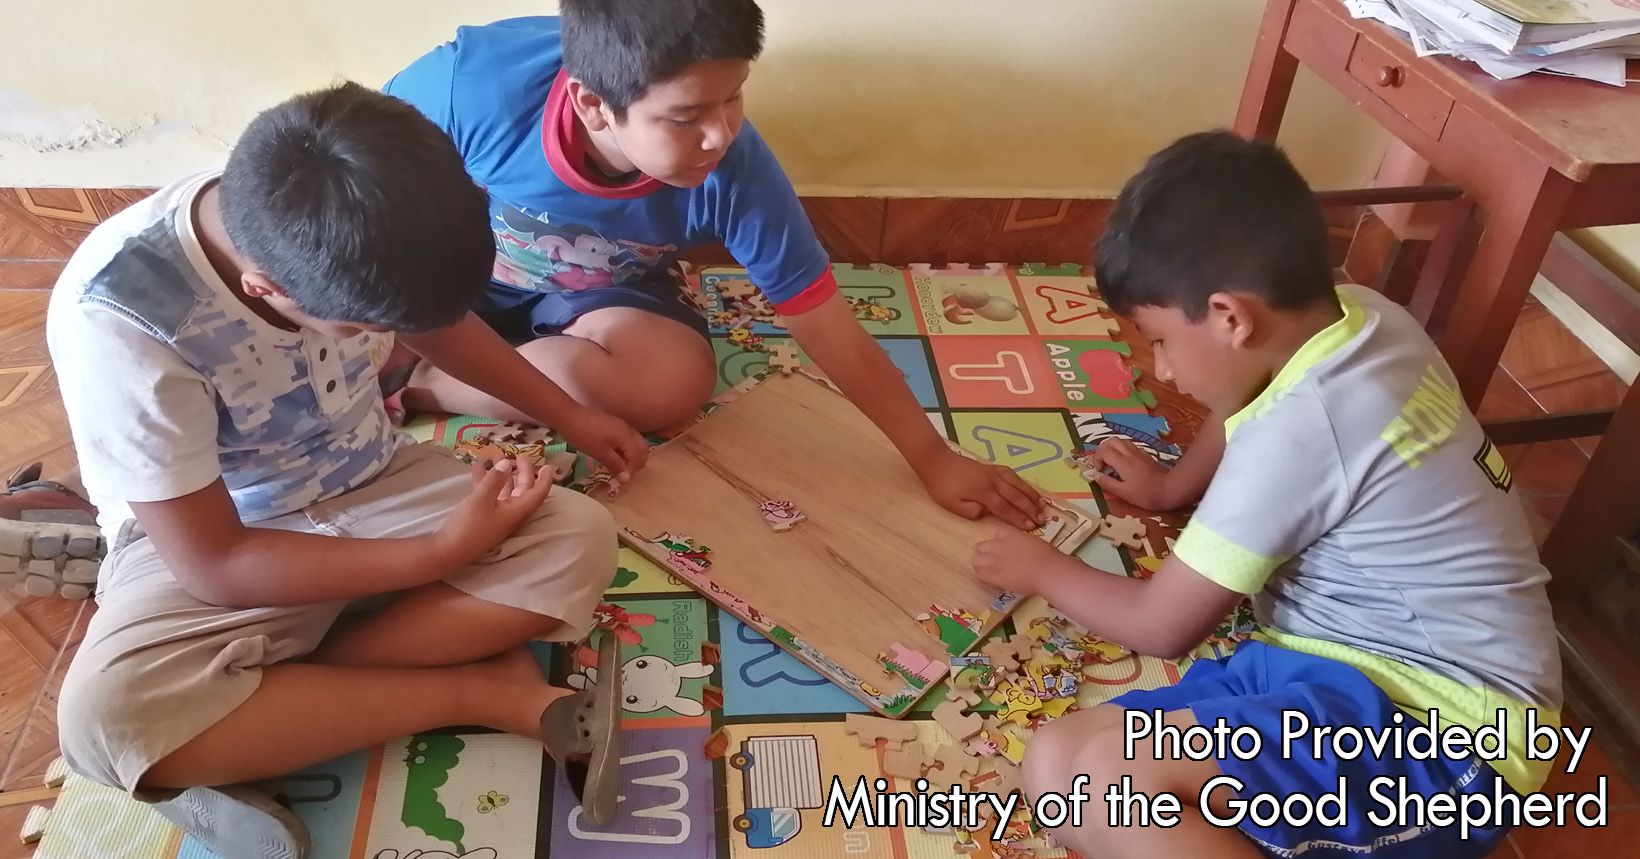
[1377,66,1404,88]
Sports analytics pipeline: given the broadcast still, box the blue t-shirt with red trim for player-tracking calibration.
[383,15,836,313]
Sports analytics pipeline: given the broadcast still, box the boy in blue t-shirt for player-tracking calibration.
[380,0,1045,531]
[974,132,1561,858]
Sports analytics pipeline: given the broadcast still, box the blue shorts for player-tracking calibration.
[1109,640,1514,859]
[475,280,709,343]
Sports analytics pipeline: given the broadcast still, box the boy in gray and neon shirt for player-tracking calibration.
[971,130,1561,858]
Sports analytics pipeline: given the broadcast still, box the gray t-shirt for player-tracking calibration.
[1173,284,1561,790]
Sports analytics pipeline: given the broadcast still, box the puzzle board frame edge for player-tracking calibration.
[593,369,1099,718]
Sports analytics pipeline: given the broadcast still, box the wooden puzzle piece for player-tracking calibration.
[878,641,945,687]
[933,744,980,782]
[1033,515,1066,544]
[758,499,805,530]
[1030,695,1079,722]
[919,604,984,653]
[990,680,1042,727]
[946,683,983,709]
[767,344,801,374]
[883,746,932,780]
[545,451,578,482]
[717,280,758,301]
[1101,514,1147,551]
[933,699,984,741]
[968,722,1025,762]
[1023,655,1079,700]
[980,637,1025,674]
[987,756,1024,798]
[845,712,920,748]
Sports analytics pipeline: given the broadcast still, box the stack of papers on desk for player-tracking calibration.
[1346,0,1640,85]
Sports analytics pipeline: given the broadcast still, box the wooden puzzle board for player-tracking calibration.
[587,369,1095,717]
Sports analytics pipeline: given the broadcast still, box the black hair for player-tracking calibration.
[218,80,493,332]
[1093,130,1334,321]
[560,0,765,119]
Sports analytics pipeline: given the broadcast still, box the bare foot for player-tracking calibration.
[466,646,573,739]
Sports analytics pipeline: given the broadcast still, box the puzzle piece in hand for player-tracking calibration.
[1100,514,1147,551]
[845,713,919,748]
[544,451,578,483]
[1033,514,1066,544]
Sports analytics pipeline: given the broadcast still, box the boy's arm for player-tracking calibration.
[973,528,1245,659]
[1085,412,1226,511]
[782,298,1046,530]
[130,458,552,608]
[975,393,1351,656]
[396,315,648,481]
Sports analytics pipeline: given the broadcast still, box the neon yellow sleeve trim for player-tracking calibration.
[1173,522,1283,595]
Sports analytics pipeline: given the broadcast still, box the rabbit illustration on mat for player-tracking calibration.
[569,654,714,716]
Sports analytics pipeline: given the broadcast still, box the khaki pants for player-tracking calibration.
[56,442,616,797]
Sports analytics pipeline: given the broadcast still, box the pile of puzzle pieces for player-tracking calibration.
[845,614,1138,859]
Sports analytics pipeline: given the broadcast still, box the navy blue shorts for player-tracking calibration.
[1109,640,1516,859]
[475,281,709,344]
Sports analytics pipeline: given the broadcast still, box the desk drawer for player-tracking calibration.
[1345,36,1454,139]
[1289,0,1455,141]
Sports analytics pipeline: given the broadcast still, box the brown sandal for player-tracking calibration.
[542,630,623,825]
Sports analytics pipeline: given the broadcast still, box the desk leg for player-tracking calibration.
[1434,166,1574,410]
[1543,374,1640,604]
[1235,0,1301,139]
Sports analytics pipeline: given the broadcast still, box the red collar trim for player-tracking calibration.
[542,70,663,199]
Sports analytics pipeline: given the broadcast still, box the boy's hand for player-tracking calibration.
[1083,438,1174,510]
[557,406,648,487]
[435,458,554,566]
[972,525,1060,596]
[922,449,1047,531]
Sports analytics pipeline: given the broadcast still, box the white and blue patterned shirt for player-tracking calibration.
[47,171,406,536]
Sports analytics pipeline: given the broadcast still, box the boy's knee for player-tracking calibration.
[57,655,139,790]
[1024,706,1128,801]
[536,487,618,575]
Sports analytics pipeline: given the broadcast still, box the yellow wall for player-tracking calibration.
[0,0,1386,195]
[1575,226,1640,293]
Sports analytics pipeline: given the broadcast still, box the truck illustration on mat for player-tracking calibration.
[729,735,823,849]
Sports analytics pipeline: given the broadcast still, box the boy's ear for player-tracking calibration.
[566,78,614,132]
[240,271,286,300]
[1206,292,1257,350]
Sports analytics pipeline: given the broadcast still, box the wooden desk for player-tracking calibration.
[1236,0,1640,411]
